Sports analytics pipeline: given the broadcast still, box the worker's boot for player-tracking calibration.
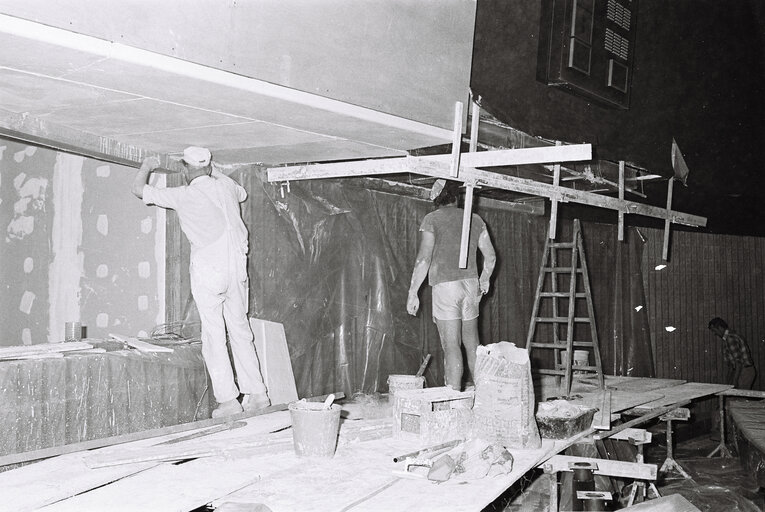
[242,393,271,412]
[211,398,243,418]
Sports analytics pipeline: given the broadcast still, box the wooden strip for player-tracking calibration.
[541,455,657,480]
[267,144,594,181]
[450,101,463,178]
[662,178,674,260]
[592,390,612,430]
[109,334,174,353]
[458,183,475,268]
[0,341,93,360]
[595,401,692,440]
[618,160,625,241]
[549,141,562,239]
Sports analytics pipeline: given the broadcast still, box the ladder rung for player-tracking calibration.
[529,342,568,349]
[534,317,592,323]
[539,292,588,298]
[550,242,575,248]
[542,267,584,273]
[572,366,599,371]
[535,368,566,376]
[529,341,596,350]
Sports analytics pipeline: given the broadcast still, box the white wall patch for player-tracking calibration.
[138,261,151,278]
[97,312,109,328]
[19,290,35,314]
[141,216,153,234]
[22,328,32,346]
[97,214,109,236]
[96,165,111,178]
[137,295,148,311]
[23,257,34,274]
[97,264,109,278]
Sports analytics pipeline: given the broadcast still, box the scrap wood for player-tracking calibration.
[595,400,692,440]
[542,455,657,480]
[109,333,173,353]
[0,341,93,360]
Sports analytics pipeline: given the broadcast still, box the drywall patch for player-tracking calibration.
[141,216,153,234]
[7,173,48,241]
[138,261,151,278]
[96,165,111,178]
[49,153,85,343]
[96,312,109,328]
[0,145,6,160]
[19,291,35,314]
[23,257,34,274]
[21,328,32,346]
[96,214,109,236]
[137,295,148,311]
[96,264,109,278]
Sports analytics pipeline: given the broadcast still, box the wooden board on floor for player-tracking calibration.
[39,456,262,512]
[621,493,701,511]
[249,318,298,405]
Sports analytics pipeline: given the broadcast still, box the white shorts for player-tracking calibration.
[432,278,481,322]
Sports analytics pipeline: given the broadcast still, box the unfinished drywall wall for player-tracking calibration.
[0,137,163,346]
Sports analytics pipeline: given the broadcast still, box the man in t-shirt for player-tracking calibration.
[709,317,756,389]
[132,147,270,418]
[407,180,496,390]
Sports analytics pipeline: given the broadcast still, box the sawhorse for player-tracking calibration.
[707,388,765,459]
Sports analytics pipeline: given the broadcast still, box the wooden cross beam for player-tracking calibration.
[268,148,707,229]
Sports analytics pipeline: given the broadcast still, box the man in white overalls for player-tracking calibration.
[132,147,270,418]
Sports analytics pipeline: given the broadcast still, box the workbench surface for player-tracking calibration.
[1,376,731,512]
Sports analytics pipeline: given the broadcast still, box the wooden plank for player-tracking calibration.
[618,160,625,241]
[39,456,262,512]
[541,455,657,480]
[549,141,562,239]
[458,183,475,269]
[662,178,675,260]
[109,334,174,353]
[267,144,593,181]
[595,401,692,440]
[629,382,732,412]
[249,318,299,406]
[620,493,700,511]
[592,390,612,430]
[0,341,93,360]
[609,428,652,444]
[450,101,463,178]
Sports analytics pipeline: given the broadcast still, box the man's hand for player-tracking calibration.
[141,156,161,172]
[407,293,420,316]
[479,275,491,296]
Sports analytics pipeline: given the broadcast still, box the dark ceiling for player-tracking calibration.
[471,0,765,236]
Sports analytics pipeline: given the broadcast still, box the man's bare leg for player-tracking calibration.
[436,318,463,389]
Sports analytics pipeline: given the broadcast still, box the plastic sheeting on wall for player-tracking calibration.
[0,345,210,463]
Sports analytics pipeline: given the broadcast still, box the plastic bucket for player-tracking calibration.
[288,401,342,458]
[387,374,425,402]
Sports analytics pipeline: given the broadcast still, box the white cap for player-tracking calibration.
[182,146,211,167]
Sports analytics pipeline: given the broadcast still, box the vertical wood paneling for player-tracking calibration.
[642,227,765,390]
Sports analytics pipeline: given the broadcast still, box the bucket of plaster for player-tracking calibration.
[288,400,342,458]
[387,374,425,403]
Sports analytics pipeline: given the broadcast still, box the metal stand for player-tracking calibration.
[707,393,733,458]
[659,415,692,479]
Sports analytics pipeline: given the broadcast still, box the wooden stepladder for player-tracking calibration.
[526,219,604,396]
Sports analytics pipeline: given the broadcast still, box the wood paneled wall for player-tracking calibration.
[642,227,765,389]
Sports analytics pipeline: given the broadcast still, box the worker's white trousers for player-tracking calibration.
[190,232,267,403]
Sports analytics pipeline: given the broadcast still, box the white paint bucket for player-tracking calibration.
[573,350,590,374]
[65,322,81,341]
[387,374,425,402]
[288,401,341,458]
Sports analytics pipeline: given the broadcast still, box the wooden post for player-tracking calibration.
[662,178,674,260]
[548,141,562,240]
[450,101,463,178]
[458,101,480,268]
[618,161,625,241]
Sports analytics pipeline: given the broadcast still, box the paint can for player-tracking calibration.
[573,350,590,374]
[65,322,82,342]
[387,374,425,403]
[288,400,341,458]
